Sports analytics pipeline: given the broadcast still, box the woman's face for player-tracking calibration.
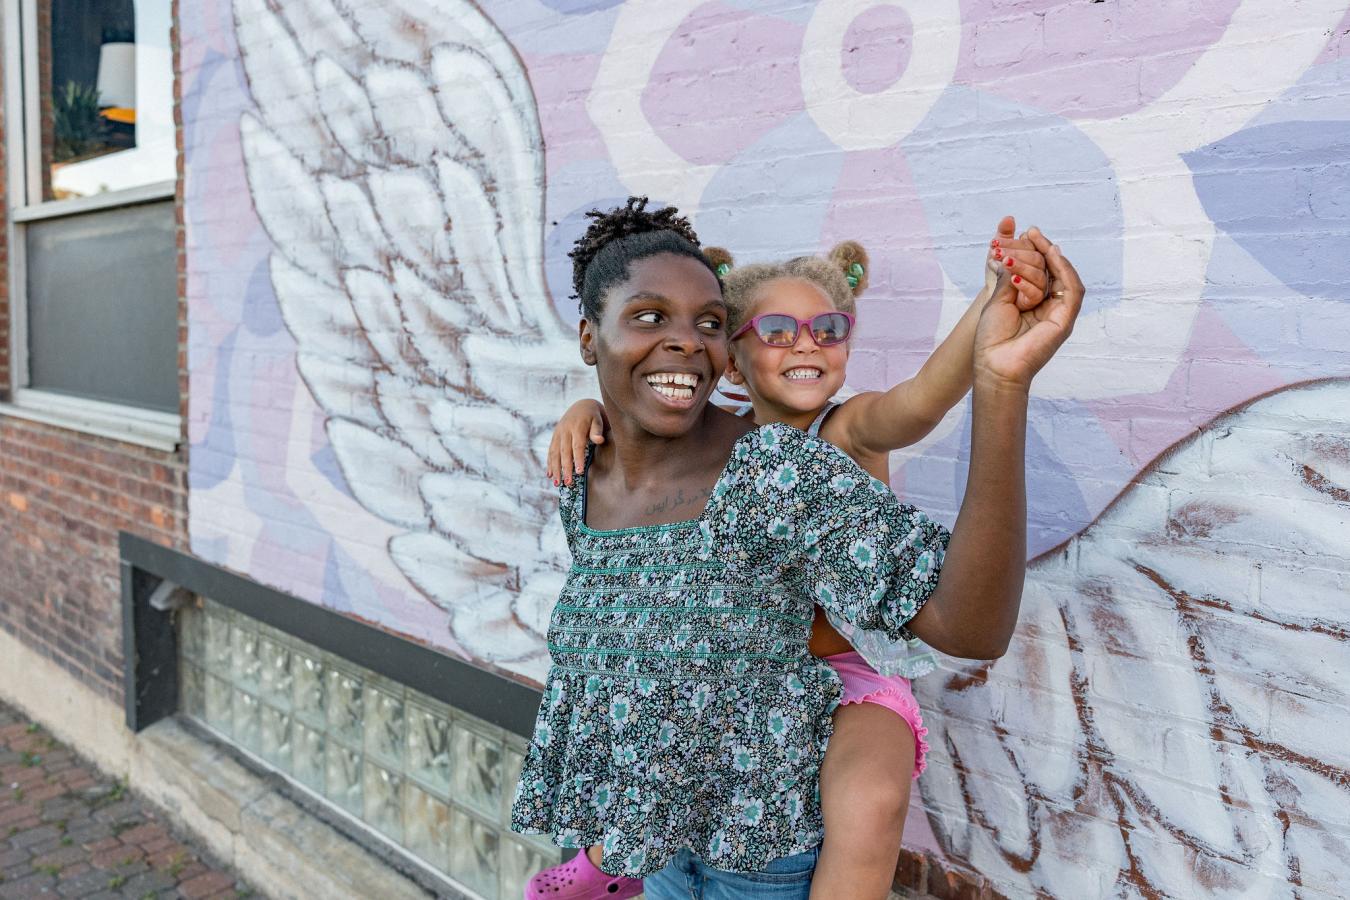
[726,277,850,419]
[580,253,728,438]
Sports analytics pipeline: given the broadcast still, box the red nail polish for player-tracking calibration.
[994,249,1003,259]
[1005,256,1015,268]
[1012,275,1022,284]
[991,239,1000,248]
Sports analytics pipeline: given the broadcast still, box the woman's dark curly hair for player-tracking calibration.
[569,196,718,319]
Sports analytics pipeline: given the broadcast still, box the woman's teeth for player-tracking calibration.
[784,367,823,381]
[646,372,698,400]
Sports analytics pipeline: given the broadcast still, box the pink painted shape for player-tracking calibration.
[821,146,946,499]
[1316,7,1350,62]
[178,0,235,72]
[1084,303,1292,470]
[842,6,913,95]
[641,2,805,167]
[955,0,1241,119]
[821,145,945,372]
[522,50,611,178]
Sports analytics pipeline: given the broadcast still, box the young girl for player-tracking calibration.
[533,218,1049,900]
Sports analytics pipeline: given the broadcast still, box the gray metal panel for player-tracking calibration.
[26,200,177,412]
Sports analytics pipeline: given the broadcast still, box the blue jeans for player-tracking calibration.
[643,848,818,899]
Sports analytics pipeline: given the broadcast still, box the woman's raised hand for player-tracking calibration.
[547,399,608,486]
[973,228,1084,392]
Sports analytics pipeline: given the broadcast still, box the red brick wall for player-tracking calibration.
[0,0,189,705]
[895,848,1004,900]
[0,421,187,697]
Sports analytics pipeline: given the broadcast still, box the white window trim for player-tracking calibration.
[12,179,175,222]
[0,388,180,451]
[2,0,182,449]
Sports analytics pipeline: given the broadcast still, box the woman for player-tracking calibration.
[511,197,1083,899]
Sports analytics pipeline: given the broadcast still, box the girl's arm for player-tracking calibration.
[831,217,1047,458]
[547,399,607,486]
[904,230,1083,658]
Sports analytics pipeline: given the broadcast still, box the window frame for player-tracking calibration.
[1,0,180,450]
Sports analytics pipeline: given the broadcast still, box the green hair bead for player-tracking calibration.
[846,262,865,289]
[716,262,731,278]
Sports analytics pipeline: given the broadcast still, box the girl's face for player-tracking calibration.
[726,277,850,420]
[579,253,728,439]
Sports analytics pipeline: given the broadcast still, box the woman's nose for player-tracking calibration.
[664,324,704,354]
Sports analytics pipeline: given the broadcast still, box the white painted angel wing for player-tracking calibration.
[915,379,1350,898]
[232,0,594,682]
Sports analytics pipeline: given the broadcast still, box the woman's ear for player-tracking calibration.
[579,318,598,366]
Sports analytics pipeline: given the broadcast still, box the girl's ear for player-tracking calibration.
[723,346,746,385]
[827,240,869,297]
[579,318,598,366]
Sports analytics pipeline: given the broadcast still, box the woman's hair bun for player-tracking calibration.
[704,246,735,279]
[827,240,869,296]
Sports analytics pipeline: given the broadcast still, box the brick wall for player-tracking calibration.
[0,0,189,704]
[0,420,186,697]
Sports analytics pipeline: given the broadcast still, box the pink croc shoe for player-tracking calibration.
[526,850,644,899]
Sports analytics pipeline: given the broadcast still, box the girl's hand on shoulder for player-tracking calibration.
[986,216,1049,311]
[973,230,1084,393]
[547,399,608,486]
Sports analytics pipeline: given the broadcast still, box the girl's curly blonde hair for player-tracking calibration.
[707,241,869,331]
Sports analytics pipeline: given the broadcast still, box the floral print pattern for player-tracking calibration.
[510,424,949,877]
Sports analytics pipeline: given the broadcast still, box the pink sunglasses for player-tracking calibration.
[729,311,855,348]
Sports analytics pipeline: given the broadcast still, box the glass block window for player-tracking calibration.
[178,599,559,900]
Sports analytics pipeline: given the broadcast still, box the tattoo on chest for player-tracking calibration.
[642,485,713,517]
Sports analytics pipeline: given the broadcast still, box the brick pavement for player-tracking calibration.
[0,701,258,900]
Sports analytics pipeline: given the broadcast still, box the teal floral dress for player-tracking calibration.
[510,424,949,877]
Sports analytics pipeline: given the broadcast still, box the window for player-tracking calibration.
[3,0,178,446]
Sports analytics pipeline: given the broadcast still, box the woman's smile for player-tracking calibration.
[643,370,703,407]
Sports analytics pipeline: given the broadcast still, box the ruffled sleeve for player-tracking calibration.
[733,424,950,642]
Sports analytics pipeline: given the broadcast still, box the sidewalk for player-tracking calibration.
[0,701,257,900]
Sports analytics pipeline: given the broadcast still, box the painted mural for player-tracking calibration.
[181,0,1350,896]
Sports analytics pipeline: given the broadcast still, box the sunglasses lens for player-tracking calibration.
[756,315,799,346]
[811,313,852,345]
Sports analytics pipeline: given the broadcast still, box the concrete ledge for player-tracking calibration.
[0,627,133,775]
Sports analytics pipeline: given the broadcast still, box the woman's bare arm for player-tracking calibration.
[904,230,1083,658]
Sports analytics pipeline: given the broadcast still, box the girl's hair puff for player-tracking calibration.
[568,196,715,319]
[720,241,869,331]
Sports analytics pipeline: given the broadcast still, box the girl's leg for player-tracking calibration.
[809,701,917,900]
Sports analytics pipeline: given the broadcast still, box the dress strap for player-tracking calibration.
[579,443,596,524]
[806,402,839,437]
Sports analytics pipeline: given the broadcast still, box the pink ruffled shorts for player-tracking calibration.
[824,651,930,779]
